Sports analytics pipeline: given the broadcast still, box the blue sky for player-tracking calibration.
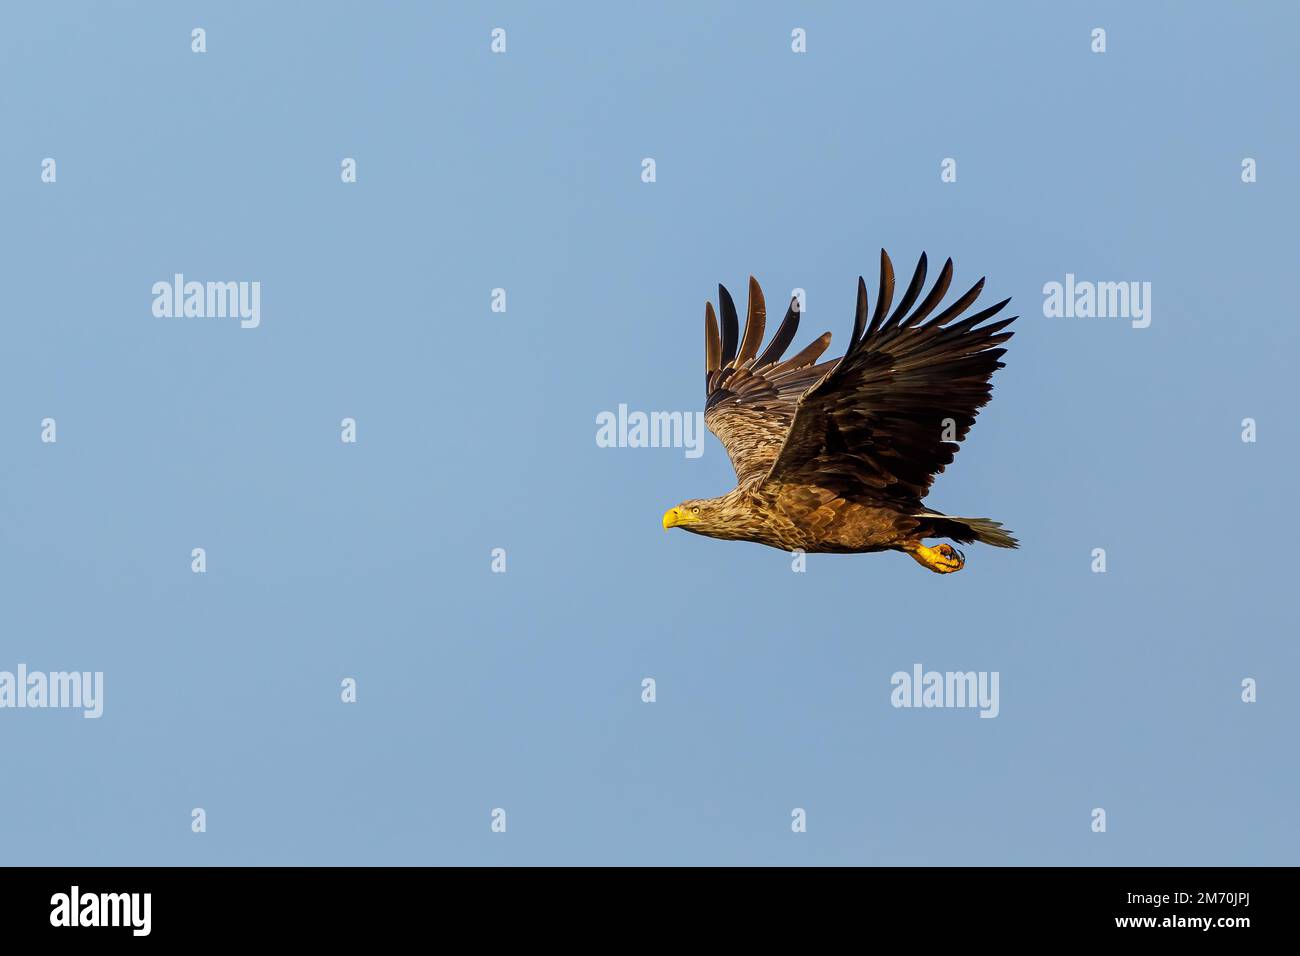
[0,1,1296,865]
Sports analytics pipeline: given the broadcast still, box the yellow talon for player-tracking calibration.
[909,543,965,574]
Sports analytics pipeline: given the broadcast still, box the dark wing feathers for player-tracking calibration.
[765,249,1015,502]
[849,277,868,353]
[768,330,832,376]
[899,256,953,329]
[734,276,765,367]
[704,280,835,486]
[883,251,927,331]
[704,301,721,372]
[754,297,800,369]
[864,247,894,339]
[717,284,739,367]
[702,253,1013,494]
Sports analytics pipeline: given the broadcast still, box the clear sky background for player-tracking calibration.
[1,1,1296,865]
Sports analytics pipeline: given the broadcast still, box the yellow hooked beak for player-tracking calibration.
[663,506,700,530]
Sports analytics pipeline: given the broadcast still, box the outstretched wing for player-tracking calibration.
[764,250,1016,503]
[703,277,833,486]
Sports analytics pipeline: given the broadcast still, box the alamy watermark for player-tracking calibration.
[890,663,999,718]
[0,664,103,718]
[152,274,261,329]
[50,886,150,936]
[596,404,705,459]
[1042,274,1151,328]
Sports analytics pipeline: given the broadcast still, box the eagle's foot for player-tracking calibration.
[909,542,965,574]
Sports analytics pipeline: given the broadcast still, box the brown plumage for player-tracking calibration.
[663,250,1018,574]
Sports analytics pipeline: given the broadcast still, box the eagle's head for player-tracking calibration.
[662,499,709,532]
[662,491,766,543]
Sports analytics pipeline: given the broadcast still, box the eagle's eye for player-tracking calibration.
[691,506,700,515]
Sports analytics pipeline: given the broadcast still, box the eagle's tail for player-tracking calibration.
[916,512,1019,549]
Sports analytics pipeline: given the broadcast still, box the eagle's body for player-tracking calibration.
[663,250,1018,573]
[685,485,981,554]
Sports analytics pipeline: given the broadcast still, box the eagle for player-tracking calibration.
[662,250,1018,574]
